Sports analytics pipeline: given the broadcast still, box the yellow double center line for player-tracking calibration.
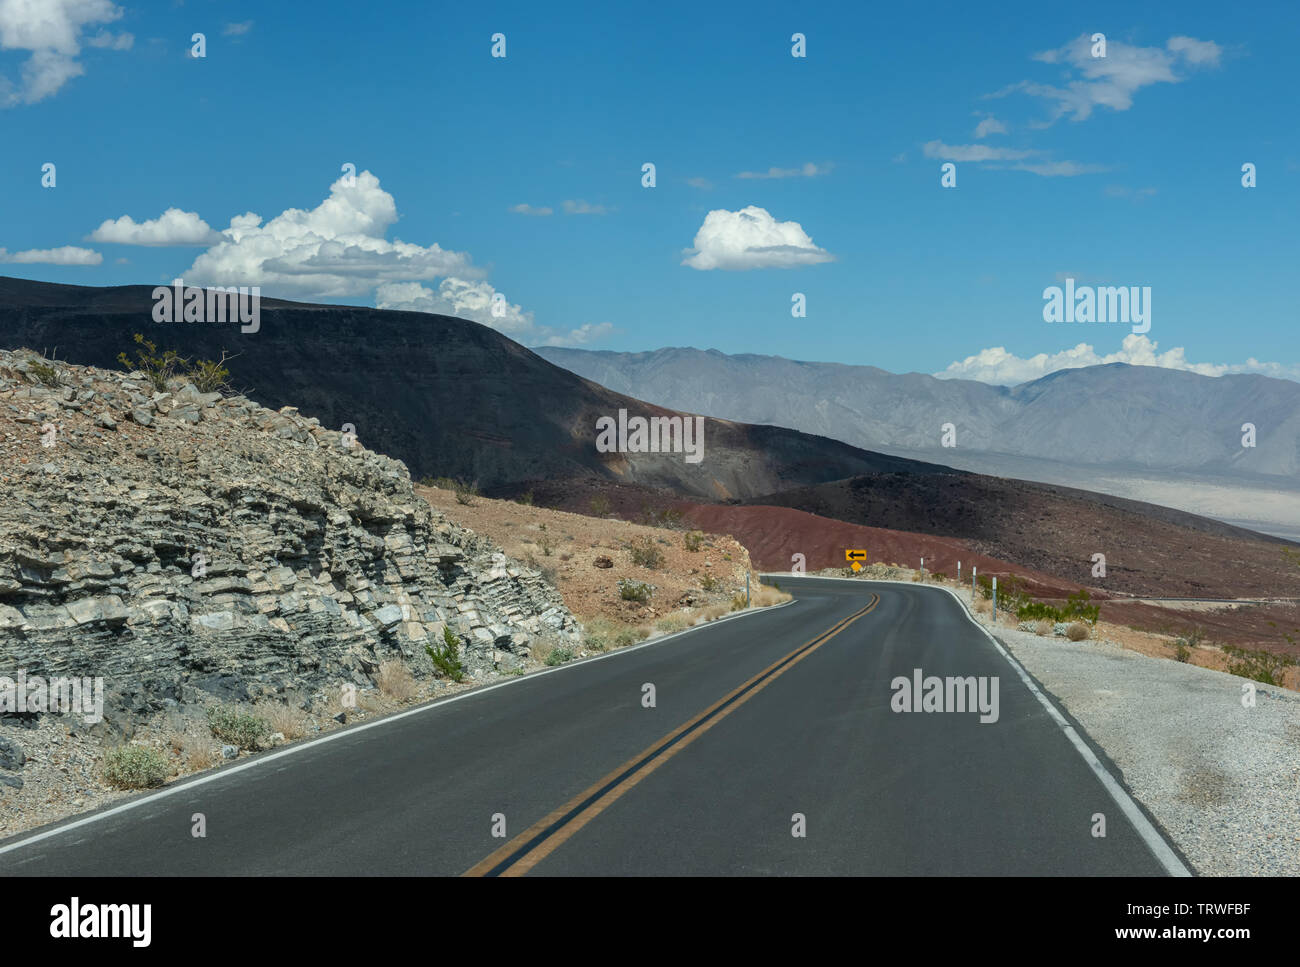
[462,593,880,877]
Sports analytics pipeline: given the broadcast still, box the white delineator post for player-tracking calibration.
[992,576,998,621]
[746,571,750,608]
[972,565,977,603]
[957,560,961,583]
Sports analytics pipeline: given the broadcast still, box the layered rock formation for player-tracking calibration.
[0,349,578,730]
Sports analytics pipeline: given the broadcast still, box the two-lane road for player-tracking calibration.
[0,578,1187,875]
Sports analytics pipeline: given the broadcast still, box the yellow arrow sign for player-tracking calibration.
[845,549,868,562]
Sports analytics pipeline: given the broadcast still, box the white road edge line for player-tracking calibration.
[0,597,798,856]
[761,573,1194,878]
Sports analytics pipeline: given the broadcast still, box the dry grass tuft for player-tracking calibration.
[375,659,419,702]
[260,701,310,740]
[182,734,216,771]
[1066,622,1090,641]
[655,612,693,634]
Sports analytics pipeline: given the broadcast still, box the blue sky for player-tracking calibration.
[2,0,1297,383]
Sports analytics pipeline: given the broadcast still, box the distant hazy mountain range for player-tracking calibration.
[535,346,1300,540]
[0,277,951,501]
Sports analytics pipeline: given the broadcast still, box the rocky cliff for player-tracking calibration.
[0,348,578,732]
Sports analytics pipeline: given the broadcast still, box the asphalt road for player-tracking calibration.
[0,578,1183,875]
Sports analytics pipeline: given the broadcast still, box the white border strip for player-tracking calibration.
[0,597,798,857]
[761,573,1193,877]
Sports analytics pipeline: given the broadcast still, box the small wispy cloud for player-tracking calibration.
[509,203,553,216]
[735,162,832,180]
[1104,185,1158,200]
[1007,160,1111,177]
[686,176,713,190]
[973,114,1007,138]
[988,33,1223,125]
[923,141,1105,177]
[0,246,102,265]
[223,21,254,37]
[87,31,133,50]
[922,141,1035,162]
[562,199,610,215]
[534,321,616,347]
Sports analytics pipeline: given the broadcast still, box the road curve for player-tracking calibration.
[0,578,1183,875]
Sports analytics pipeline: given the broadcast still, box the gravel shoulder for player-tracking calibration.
[989,614,1300,876]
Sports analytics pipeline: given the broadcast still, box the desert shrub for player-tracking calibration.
[453,479,479,505]
[102,745,170,790]
[589,495,612,517]
[515,491,534,505]
[1221,644,1296,686]
[1034,619,1053,636]
[639,505,683,529]
[426,625,467,682]
[119,333,186,391]
[1065,622,1090,641]
[28,358,63,387]
[700,572,720,592]
[206,706,272,749]
[931,572,947,582]
[545,647,575,666]
[1062,589,1100,624]
[1017,600,1064,623]
[582,616,620,651]
[1174,639,1192,662]
[186,351,236,393]
[684,531,705,552]
[620,580,652,603]
[117,334,234,395]
[627,537,664,569]
[731,593,748,611]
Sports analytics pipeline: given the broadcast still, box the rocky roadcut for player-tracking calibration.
[0,349,579,816]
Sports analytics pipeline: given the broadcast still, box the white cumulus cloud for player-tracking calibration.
[0,245,101,265]
[0,0,132,105]
[682,206,833,271]
[183,170,480,299]
[89,208,221,246]
[935,334,1300,385]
